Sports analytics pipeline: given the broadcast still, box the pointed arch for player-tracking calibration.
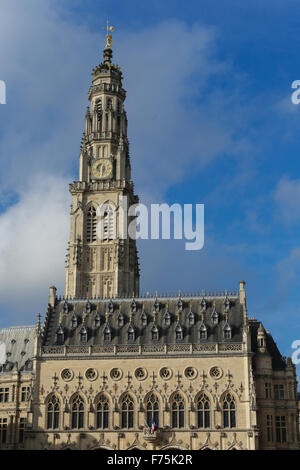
[94,393,110,429]
[170,391,185,429]
[195,392,211,428]
[120,392,135,429]
[221,391,236,428]
[86,205,97,243]
[97,201,116,241]
[46,394,60,430]
[70,393,85,429]
[144,391,161,428]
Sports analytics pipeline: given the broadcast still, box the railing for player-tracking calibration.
[41,342,244,357]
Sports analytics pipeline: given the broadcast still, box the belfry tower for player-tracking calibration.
[65,27,140,299]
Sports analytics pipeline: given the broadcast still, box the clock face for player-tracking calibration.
[92,159,113,179]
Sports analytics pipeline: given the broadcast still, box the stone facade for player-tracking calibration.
[0,40,299,450]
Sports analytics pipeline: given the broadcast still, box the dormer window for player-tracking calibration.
[80,326,87,344]
[127,325,135,342]
[94,313,101,328]
[177,299,183,311]
[175,324,183,341]
[140,311,147,327]
[103,325,111,342]
[223,323,231,340]
[211,309,219,325]
[56,325,64,345]
[163,311,171,327]
[117,313,124,327]
[154,299,160,313]
[188,311,195,326]
[151,325,159,341]
[199,323,207,340]
[71,314,77,330]
[85,301,92,314]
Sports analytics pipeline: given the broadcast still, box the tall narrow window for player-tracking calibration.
[197,394,210,428]
[100,205,116,241]
[265,383,272,399]
[267,415,273,442]
[275,416,287,443]
[171,393,185,428]
[146,393,159,428]
[21,387,30,402]
[47,395,60,429]
[121,394,134,429]
[71,395,84,429]
[274,384,285,400]
[86,206,97,243]
[96,394,109,429]
[0,388,9,403]
[0,418,7,444]
[223,393,236,428]
[19,418,26,443]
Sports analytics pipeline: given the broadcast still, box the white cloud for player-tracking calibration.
[0,174,70,323]
[0,3,255,327]
[273,176,300,224]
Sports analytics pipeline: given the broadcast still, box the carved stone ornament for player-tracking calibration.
[61,368,74,382]
[85,368,98,381]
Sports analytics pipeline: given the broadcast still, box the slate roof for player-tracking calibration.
[248,319,287,371]
[0,326,36,373]
[42,294,244,347]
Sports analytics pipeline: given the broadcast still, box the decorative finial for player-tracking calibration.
[103,19,115,49]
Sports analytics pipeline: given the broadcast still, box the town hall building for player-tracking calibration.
[0,30,299,451]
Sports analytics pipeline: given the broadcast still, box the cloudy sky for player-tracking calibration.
[1,0,300,381]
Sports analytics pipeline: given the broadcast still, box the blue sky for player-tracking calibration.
[0,0,300,381]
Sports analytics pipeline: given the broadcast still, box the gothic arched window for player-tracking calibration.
[223,393,236,428]
[96,394,109,429]
[146,393,159,428]
[171,393,185,428]
[121,394,134,429]
[86,206,97,243]
[100,204,116,241]
[196,394,210,428]
[71,395,85,429]
[47,395,60,429]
